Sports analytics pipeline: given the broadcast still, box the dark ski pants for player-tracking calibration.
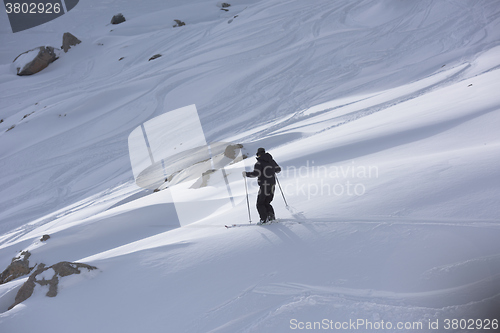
[257,183,275,221]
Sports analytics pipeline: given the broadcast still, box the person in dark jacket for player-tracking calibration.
[243,147,281,224]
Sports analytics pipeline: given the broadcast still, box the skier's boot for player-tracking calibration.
[257,217,268,225]
[268,214,275,222]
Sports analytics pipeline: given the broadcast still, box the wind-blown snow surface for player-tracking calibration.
[1,0,500,332]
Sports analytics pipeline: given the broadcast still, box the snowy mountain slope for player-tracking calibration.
[1,0,499,231]
[1,0,500,332]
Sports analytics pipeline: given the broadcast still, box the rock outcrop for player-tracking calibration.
[62,32,81,53]
[13,46,59,76]
[0,251,33,285]
[149,54,162,61]
[173,19,185,27]
[111,13,126,25]
[9,261,97,310]
[224,144,243,159]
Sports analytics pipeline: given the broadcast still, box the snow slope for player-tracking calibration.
[1,0,500,332]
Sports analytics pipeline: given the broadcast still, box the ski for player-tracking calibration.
[225,220,276,228]
[224,219,299,228]
[225,223,253,228]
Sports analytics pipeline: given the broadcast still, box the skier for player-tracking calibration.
[243,147,281,224]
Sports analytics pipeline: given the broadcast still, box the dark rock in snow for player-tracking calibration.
[228,15,238,24]
[40,234,50,242]
[14,46,59,76]
[9,261,97,310]
[62,32,81,53]
[196,169,217,188]
[173,19,185,27]
[149,54,162,61]
[111,13,126,25]
[10,264,46,309]
[0,251,33,285]
[219,3,230,11]
[224,144,243,160]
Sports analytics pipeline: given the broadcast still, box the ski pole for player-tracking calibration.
[243,173,252,223]
[275,174,288,207]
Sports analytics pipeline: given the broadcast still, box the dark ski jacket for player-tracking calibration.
[246,152,281,186]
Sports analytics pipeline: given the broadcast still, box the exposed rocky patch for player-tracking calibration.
[9,261,97,310]
[224,143,243,159]
[149,54,162,61]
[218,2,231,10]
[197,169,217,188]
[13,46,59,76]
[173,19,185,27]
[0,251,34,285]
[111,13,126,25]
[62,32,81,53]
